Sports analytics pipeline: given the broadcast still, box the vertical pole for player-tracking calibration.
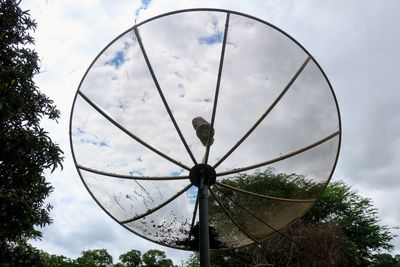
[199,177,210,267]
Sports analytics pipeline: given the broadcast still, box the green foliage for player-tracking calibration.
[27,248,177,267]
[113,248,174,267]
[76,249,113,267]
[118,249,142,267]
[0,0,63,264]
[142,249,173,267]
[181,253,199,267]
[184,173,396,267]
[205,169,324,249]
[303,181,394,266]
[370,253,400,267]
[0,240,46,267]
[222,169,322,199]
[39,251,77,267]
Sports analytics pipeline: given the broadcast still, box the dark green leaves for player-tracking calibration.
[76,249,113,267]
[193,176,396,267]
[119,249,142,267]
[1,0,63,264]
[142,249,174,267]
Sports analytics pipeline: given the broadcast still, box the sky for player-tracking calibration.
[20,0,400,264]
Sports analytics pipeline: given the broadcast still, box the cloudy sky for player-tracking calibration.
[22,0,400,264]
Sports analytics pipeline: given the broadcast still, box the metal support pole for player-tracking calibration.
[199,177,210,267]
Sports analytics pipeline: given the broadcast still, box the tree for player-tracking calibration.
[2,240,46,266]
[39,251,77,267]
[76,249,113,267]
[184,171,395,267]
[142,249,173,267]
[302,181,394,266]
[118,249,142,267]
[0,0,63,264]
[370,253,400,267]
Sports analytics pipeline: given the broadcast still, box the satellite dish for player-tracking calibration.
[69,8,341,266]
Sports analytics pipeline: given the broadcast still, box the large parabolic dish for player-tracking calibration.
[69,9,341,251]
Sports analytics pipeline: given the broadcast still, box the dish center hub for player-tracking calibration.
[189,164,216,187]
